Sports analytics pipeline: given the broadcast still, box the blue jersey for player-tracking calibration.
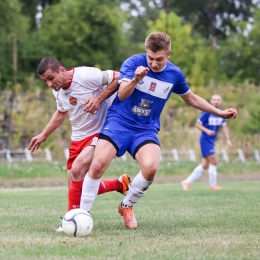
[198,111,226,143]
[107,53,190,132]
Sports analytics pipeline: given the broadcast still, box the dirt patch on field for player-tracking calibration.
[0,173,259,189]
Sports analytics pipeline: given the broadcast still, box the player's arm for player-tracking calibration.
[83,71,120,114]
[118,66,149,100]
[221,124,232,148]
[195,121,215,136]
[28,110,68,152]
[180,91,237,119]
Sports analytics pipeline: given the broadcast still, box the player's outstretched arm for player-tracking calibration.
[84,71,120,114]
[28,110,68,152]
[221,125,232,148]
[181,91,238,119]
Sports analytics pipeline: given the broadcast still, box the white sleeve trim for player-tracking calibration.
[178,89,190,96]
[118,77,131,84]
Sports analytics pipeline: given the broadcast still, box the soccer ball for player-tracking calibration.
[62,208,93,237]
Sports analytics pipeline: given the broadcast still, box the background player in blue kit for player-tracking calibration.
[79,32,237,229]
[182,94,232,191]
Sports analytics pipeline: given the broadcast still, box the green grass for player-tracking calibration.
[0,160,259,179]
[1,182,260,260]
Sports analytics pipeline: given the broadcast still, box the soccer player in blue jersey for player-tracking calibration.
[181,94,232,191]
[80,32,237,229]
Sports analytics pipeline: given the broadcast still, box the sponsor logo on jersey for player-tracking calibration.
[64,91,72,95]
[138,79,144,85]
[208,116,223,126]
[149,82,157,92]
[69,97,77,105]
[132,98,152,116]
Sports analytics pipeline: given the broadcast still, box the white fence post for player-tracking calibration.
[24,149,33,162]
[171,149,179,161]
[64,148,69,160]
[6,149,12,163]
[121,153,127,161]
[44,148,52,161]
[238,149,246,163]
[254,149,260,162]
[221,149,229,163]
[188,149,196,162]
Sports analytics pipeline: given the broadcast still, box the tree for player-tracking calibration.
[35,0,128,69]
[147,11,222,86]
[217,8,260,83]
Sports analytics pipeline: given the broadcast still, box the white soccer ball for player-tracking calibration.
[62,208,93,237]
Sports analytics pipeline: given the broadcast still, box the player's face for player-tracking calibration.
[146,49,171,72]
[210,95,222,108]
[39,67,66,91]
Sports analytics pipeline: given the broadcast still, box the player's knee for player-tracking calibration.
[71,162,84,180]
[142,164,158,179]
[89,160,104,176]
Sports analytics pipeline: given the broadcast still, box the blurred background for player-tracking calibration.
[0,0,259,161]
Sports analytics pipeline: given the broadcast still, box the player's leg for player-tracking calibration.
[69,141,130,211]
[119,140,160,229]
[181,157,209,190]
[207,154,221,190]
[67,170,72,188]
[80,139,117,213]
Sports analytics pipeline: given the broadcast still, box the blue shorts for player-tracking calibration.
[200,139,215,157]
[99,119,160,158]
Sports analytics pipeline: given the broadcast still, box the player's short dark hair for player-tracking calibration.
[145,32,171,52]
[37,57,64,75]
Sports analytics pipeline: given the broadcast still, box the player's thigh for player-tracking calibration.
[135,143,161,179]
[89,139,117,178]
[72,145,95,174]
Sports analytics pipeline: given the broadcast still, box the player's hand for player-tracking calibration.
[206,130,215,136]
[220,108,238,119]
[133,66,149,82]
[83,96,101,114]
[28,134,47,152]
[227,140,232,149]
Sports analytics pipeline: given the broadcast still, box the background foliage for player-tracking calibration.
[0,0,259,157]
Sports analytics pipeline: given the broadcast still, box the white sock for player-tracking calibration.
[208,164,217,186]
[121,171,153,208]
[80,174,100,212]
[185,164,204,184]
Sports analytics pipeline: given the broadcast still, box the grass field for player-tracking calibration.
[1,181,260,260]
[0,160,259,187]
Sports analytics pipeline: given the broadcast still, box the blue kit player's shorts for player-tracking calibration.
[200,138,215,157]
[99,119,160,159]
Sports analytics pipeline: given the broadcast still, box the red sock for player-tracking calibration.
[98,179,122,195]
[68,179,123,210]
[68,179,83,211]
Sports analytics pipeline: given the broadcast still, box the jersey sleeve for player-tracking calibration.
[52,90,67,112]
[79,67,114,89]
[118,56,136,83]
[101,70,115,85]
[197,112,208,125]
[172,68,190,95]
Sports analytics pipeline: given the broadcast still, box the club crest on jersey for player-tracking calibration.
[132,99,152,117]
[163,86,170,93]
[149,82,157,92]
[69,97,77,105]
